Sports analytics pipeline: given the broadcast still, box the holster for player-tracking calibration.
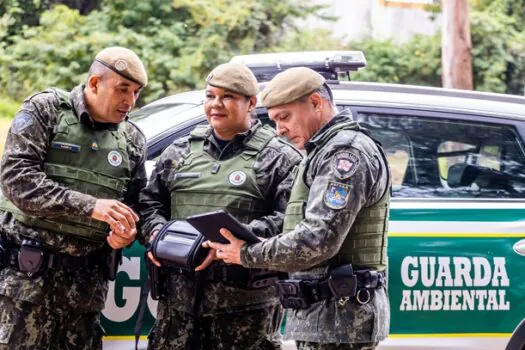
[18,239,45,275]
[276,264,385,309]
[105,249,123,281]
[147,259,165,301]
[328,264,357,298]
[151,220,207,271]
[2,238,105,276]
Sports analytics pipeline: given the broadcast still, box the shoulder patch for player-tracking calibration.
[324,181,351,210]
[10,112,34,133]
[332,151,359,180]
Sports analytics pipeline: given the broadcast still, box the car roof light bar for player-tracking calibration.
[230,51,367,82]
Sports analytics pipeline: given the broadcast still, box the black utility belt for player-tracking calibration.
[276,265,385,309]
[169,264,280,289]
[0,239,101,276]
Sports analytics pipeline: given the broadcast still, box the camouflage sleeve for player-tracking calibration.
[0,94,96,217]
[138,139,189,242]
[241,135,385,272]
[123,123,148,244]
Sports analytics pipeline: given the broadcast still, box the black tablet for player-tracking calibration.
[186,210,261,244]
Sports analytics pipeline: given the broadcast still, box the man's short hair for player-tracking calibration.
[87,61,110,81]
[298,84,334,104]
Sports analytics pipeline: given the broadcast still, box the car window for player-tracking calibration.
[437,141,477,181]
[354,111,525,199]
[130,103,198,140]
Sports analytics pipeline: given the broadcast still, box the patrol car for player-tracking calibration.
[102,51,525,350]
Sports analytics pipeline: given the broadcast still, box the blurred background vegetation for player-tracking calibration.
[0,0,524,119]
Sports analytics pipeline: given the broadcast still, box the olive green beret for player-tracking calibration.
[95,47,148,87]
[261,67,325,108]
[206,63,258,96]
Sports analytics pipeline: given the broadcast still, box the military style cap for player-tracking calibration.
[206,62,258,96]
[95,47,148,87]
[261,67,325,108]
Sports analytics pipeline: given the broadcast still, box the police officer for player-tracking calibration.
[208,67,391,350]
[0,47,148,349]
[139,62,302,349]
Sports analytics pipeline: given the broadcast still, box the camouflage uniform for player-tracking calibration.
[241,111,390,350]
[140,120,302,350]
[0,85,147,349]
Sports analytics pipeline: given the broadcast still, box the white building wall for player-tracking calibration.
[304,0,441,44]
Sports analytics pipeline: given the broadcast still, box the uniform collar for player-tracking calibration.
[208,119,261,148]
[305,109,353,154]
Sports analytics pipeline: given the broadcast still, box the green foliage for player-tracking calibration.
[0,0,524,113]
[351,35,441,86]
[350,1,525,95]
[0,0,324,106]
[0,95,19,119]
[470,1,525,94]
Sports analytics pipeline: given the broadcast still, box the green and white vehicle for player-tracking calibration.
[102,52,525,350]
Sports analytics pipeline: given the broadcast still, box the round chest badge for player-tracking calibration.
[108,150,123,167]
[229,170,246,186]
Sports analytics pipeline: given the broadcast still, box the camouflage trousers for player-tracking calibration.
[148,302,283,350]
[0,294,104,350]
[295,341,378,350]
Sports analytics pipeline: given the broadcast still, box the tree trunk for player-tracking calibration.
[441,0,473,90]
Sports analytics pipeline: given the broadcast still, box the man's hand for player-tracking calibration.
[146,230,161,267]
[107,228,136,249]
[206,228,246,265]
[91,199,139,238]
[194,244,217,271]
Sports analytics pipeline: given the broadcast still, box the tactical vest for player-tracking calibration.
[282,121,390,270]
[0,88,131,242]
[167,124,275,224]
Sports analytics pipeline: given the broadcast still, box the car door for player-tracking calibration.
[349,106,525,350]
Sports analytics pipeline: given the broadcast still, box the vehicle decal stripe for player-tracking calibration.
[389,220,525,234]
[391,208,525,222]
[391,202,525,209]
[389,232,525,237]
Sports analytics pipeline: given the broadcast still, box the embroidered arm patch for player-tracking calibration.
[332,151,359,180]
[324,181,351,209]
[10,112,34,134]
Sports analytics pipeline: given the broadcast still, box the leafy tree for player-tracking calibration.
[351,35,441,86]
[0,0,326,105]
[470,0,525,94]
[352,1,524,95]
[1,0,524,118]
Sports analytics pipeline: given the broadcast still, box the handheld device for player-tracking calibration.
[186,210,261,244]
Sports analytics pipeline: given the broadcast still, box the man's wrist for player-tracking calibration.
[69,191,97,217]
[240,243,252,267]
